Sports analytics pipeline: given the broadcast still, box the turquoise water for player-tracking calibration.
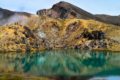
[0,49,120,80]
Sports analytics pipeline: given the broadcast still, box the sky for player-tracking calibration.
[0,0,120,15]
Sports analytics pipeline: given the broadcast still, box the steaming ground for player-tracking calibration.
[0,12,38,26]
[0,8,40,26]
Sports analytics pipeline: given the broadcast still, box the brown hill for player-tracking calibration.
[37,1,120,26]
[95,14,120,26]
[37,1,98,19]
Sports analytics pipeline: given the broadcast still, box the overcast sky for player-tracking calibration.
[0,0,120,15]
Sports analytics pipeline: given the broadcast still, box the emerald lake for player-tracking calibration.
[0,49,120,80]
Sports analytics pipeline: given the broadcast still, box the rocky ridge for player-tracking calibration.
[37,1,120,26]
[37,1,98,19]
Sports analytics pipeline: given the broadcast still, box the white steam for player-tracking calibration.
[0,13,3,19]
[0,13,29,26]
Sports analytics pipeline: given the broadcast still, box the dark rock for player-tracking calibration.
[82,30,105,40]
[67,21,80,33]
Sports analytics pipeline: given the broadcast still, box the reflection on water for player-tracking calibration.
[0,49,120,80]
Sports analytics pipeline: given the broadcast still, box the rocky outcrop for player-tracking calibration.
[81,30,105,40]
[37,1,97,19]
[28,18,120,51]
[37,1,120,26]
[0,17,119,52]
[0,24,46,52]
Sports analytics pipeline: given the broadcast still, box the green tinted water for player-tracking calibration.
[0,49,120,79]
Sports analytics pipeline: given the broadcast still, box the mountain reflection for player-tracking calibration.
[0,49,119,79]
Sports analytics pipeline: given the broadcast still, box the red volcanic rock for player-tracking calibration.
[37,1,97,19]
